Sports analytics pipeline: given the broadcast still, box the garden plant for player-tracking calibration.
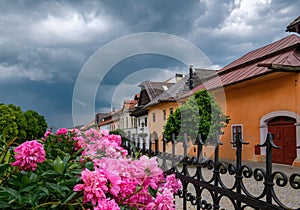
[0,128,181,210]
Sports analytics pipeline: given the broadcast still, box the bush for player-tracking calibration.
[0,128,181,209]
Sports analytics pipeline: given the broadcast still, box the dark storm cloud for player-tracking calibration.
[0,0,299,128]
[99,0,202,34]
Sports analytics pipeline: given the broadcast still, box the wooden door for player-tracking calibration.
[268,117,296,165]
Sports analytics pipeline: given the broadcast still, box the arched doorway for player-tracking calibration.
[268,116,296,165]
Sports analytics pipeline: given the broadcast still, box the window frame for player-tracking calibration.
[162,110,166,121]
[152,113,156,123]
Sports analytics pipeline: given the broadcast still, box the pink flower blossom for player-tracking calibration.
[163,174,182,193]
[11,140,46,171]
[146,189,175,210]
[108,134,122,146]
[100,129,109,137]
[44,129,52,138]
[94,198,120,210]
[56,128,68,135]
[99,168,121,197]
[74,168,108,205]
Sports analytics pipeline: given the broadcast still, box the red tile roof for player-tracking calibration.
[123,100,138,110]
[181,34,300,98]
[219,34,300,74]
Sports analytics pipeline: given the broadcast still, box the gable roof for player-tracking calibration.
[144,69,215,108]
[181,34,300,98]
[137,81,175,106]
[286,16,300,34]
[122,99,138,110]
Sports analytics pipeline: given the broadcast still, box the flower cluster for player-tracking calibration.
[11,140,46,171]
[9,128,181,209]
[74,129,182,210]
[74,129,128,159]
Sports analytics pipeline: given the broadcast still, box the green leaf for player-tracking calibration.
[41,170,60,176]
[0,187,21,202]
[53,156,64,173]
[18,184,36,193]
[0,201,11,208]
[39,187,49,196]
[46,182,64,196]
[148,186,158,198]
[63,192,77,204]
[84,161,94,170]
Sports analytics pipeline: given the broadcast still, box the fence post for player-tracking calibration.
[258,132,279,204]
[155,134,159,154]
[142,134,146,154]
[171,133,176,168]
[148,133,152,156]
[213,133,223,210]
[181,133,188,210]
[234,132,249,210]
[196,133,204,210]
[162,134,167,171]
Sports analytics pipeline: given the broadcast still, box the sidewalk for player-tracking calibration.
[221,159,300,177]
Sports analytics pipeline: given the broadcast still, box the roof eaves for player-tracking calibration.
[257,63,300,72]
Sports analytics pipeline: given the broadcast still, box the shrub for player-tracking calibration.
[0,128,181,209]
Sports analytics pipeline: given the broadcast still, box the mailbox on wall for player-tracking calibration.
[255,145,261,155]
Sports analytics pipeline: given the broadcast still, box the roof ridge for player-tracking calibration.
[217,34,300,75]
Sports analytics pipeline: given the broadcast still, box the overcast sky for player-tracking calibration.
[0,0,299,128]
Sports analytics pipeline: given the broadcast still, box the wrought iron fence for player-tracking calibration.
[122,133,300,210]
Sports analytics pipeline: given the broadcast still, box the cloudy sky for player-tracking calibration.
[0,0,299,128]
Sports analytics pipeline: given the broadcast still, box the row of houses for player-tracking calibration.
[84,17,300,166]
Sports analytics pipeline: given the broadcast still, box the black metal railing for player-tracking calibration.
[121,133,300,210]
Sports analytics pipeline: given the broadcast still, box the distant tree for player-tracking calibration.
[163,90,230,143]
[7,104,27,139]
[0,103,48,143]
[0,103,19,139]
[24,110,48,140]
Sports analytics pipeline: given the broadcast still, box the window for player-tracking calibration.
[169,108,173,115]
[163,110,166,121]
[152,113,156,122]
[138,119,140,127]
[232,125,243,148]
[144,117,148,126]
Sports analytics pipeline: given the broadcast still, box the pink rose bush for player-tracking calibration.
[11,140,46,171]
[2,128,181,209]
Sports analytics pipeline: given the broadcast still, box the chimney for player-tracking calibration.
[189,65,194,90]
[175,73,183,82]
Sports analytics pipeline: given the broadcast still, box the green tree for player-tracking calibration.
[0,103,48,142]
[0,103,18,139]
[7,104,27,139]
[24,110,48,140]
[163,90,230,143]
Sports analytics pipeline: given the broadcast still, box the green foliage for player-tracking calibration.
[0,131,86,210]
[0,103,48,144]
[109,128,126,137]
[164,90,230,142]
[0,104,19,140]
[24,110,48,141]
